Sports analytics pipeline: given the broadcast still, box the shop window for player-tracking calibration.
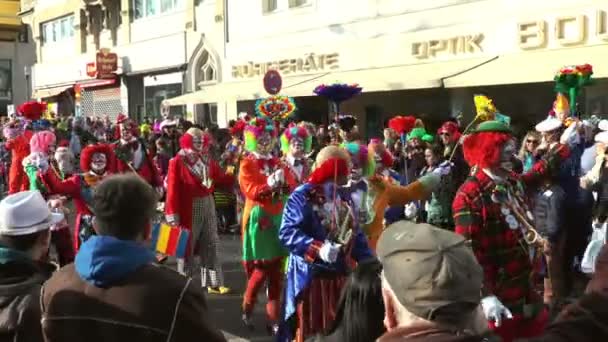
[263,0,278,13]
[133,0,184,19]
[289,0,310,8]
[41,15,75,45]
[0,60,12,101]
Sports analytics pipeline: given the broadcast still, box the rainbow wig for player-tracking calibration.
[244,117,277,152]
[280,125,312,154]
[342,142,375,177]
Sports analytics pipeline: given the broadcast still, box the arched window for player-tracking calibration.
[195,49,217,90]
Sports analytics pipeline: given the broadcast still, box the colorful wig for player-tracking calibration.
[30,131,56,154]
[17,101,47,121]
[80,143,115,173]
[462,132,512,168]
[308,145,351,185]
[280,125,312,154]
[342,142,375,177]
[244,117,277,153]
[368,138,394,167]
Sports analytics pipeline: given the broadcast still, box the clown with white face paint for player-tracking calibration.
[112,114,162,192]
[38,144,115,251]
[165,127,234,295]
[280,125,313,188]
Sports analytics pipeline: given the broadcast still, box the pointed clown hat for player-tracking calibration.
[536,93,567,133]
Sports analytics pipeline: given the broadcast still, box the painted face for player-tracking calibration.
[439,131,451,145]
[191,135,203,151]
[91,153,107,174]
[349,158,363,182]
[289,137,305,158]
[257,133,273,155]
[120,123,133,141]
[499,140,516,171]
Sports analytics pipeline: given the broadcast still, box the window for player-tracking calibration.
[289,0,309,7]
[134,0,183,19]
[41,15,75,45]
[0,59,12,100]
[263,0,278,12]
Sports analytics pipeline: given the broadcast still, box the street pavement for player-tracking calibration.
[179,233,275,342]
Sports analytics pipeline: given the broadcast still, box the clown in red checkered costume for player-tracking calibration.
[452,120,569,342]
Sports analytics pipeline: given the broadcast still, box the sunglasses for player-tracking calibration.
[439,132,450,137]
[526,139,539,144]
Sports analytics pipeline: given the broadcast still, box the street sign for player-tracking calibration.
[263,70,282,95]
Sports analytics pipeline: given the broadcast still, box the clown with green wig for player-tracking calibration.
[238,117,289,334]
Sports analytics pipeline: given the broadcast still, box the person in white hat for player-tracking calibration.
[0,190,63,340]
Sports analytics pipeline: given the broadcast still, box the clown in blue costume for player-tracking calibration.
[279,145,374,342]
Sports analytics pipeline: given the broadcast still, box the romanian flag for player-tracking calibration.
[149,223,190,259]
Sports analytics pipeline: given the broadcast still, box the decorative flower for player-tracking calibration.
[255,95,296,122]
[313,83,363,103]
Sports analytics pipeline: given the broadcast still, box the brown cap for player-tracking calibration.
[377,221,483,320]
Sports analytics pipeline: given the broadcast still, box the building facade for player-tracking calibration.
[19,0,201,121]
[169,0,608,136]
[0,0,35,115]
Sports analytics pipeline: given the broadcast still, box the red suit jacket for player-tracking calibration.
[112,139,162,187]
[165,152,233,230]
[6,130,33,194]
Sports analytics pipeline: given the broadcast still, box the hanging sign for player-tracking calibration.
[263,70,282,95]
[96,48,118,79]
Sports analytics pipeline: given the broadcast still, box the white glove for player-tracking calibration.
[25,152,49,173]
[432,161,452,176]
[560,122,580,147]
[404,202,418,219]
[267,169,284,188]
[318,241,341,263]
[481,295,513,327]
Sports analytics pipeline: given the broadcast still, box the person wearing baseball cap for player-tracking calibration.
[0,190,63,340]
[376,221,491,342]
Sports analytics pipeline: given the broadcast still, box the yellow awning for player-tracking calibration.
[0,0,20,27]
[164,57,492,106]
[444,45,608,88]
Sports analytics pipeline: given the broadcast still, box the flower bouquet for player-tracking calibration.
[554,64,594,116]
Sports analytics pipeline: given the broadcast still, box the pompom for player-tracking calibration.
[17,101,47,121]
[388,116,416,135]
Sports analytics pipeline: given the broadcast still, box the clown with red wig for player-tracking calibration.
[112,114,162,191]
[453,120,569,342]
[3,101,47,193]
[164,127,232,293]
[36,143,115,250]
[238,117,289,333]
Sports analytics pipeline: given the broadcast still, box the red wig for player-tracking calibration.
[17,101,47,121]
[462,132,512,168]
[308,158,349,185]
[179,129,211,150]
[438,121,462,143]
[80,144,115,173]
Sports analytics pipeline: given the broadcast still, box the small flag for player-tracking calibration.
[150,223,190,259]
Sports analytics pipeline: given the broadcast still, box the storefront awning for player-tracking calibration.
[443,45,608,88]
[0,0,21,28]
[163,57,493,106]
[32,85,72,99]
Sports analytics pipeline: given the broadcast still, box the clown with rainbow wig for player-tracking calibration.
[281,124,313,187]
[239,117,289,334]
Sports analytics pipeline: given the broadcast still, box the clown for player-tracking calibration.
[39,144,115,250]
[112,114,162,191]
[164,127,232,294]
[278,145,374,342]
[22,131,75,266]
[453,120,569,342]
[3,101,45,193]
[238,117,289,333]
[368,139,404,225]
[281,125,313,188]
